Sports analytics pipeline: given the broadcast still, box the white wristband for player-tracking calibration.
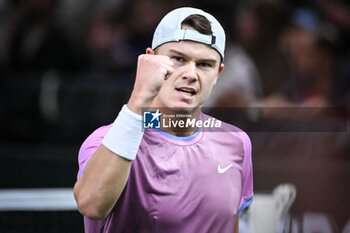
[102,105,144,160]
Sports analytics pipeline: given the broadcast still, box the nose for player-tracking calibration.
[181,62,198,82]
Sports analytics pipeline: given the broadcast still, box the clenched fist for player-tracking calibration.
[128,52,174,115]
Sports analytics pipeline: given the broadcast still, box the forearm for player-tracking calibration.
[74,53,173,220]
[74,145,132,220]
[74,90,150,219]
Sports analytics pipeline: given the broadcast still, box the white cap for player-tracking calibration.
[152,7,226,60]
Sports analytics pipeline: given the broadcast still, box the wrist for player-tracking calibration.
[102,105,144,160]
[128,91,154,115]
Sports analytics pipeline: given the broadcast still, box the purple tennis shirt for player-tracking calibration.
[77,113,253,233]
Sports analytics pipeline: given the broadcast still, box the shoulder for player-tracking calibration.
[81,124,112,148]
[78,124,112,162]
[76,124,113,178]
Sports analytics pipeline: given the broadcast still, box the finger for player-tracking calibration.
[154,55,174,66]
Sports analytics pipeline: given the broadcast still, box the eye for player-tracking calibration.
[172,56,184,62]
[197,62,212,68]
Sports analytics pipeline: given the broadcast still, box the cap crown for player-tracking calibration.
[152,7,226,60]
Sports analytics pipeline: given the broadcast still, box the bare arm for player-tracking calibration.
[73,51,174,220]
[73,145,132,220]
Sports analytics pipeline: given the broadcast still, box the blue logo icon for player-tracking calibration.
[143,110,161,129]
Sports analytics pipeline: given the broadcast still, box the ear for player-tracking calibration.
[213,63,224,86]
[146,47,155,55]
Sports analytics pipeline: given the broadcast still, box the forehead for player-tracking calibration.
[156,41,221,62]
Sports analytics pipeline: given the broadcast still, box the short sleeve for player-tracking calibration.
[77,125,112,179]
[237,131,254,214]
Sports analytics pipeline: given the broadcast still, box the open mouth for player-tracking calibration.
[175,87,197,97]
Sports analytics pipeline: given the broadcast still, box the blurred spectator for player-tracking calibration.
[317,0,350,109]
[126,0,174,59]
[85,0,182,73]
[0,0,88,72]
[238,1,290,98]
[85,6,135,73]
[55,0,126,41]
[203,43,263,108]
[203,4,263,108]
[204,1,289,110]
[317,0,350,57]
[262,8,349,118]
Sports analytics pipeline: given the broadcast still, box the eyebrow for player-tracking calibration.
[168,49,218,65]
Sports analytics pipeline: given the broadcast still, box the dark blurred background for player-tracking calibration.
[0,0,349,232]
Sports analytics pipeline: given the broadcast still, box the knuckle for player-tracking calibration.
[138,54,145,60]
[139,54,151,62]
[160,67,167,74]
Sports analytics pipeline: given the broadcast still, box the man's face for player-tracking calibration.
[148,40,224,113]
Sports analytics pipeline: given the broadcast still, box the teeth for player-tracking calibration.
[178,88,194,93]
[180,91,192,96]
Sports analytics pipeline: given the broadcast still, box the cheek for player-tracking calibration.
[201,76,217,93]
[157,80,173,98]
[212,75,219,86]
[205,85,215,98]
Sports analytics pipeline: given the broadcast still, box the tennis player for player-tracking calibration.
[73,7,253,233]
